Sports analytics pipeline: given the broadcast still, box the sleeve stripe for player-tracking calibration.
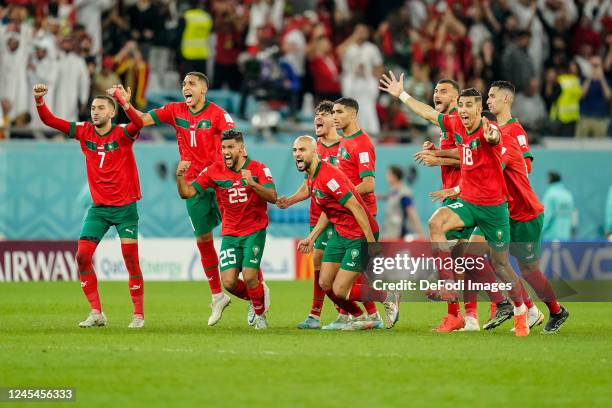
[262,182,276,189]
[437,113,446,132]
[149,110,161,126]
[123,126,135,140]
[68,122,76,138]
[359,170,375,179]
[338,191,353,206]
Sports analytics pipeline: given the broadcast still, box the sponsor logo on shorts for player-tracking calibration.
[351,249,359,260]
[252,245,260,256]
[346,262,356,267]
[125,228,134,235]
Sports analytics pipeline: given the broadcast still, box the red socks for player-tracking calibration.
[356,274,378,315]
[227,279,250,301]
[325,289,363,317]
[76,240,101,312]
[310,269,325,318]
[347,284,387,303]
[197,240,222,295]
[435,249,455,281]
[447,302,460,316]
[522,269,561,314]
[121,243,144,317]
[519,281,535,309]
[247,282,265,315]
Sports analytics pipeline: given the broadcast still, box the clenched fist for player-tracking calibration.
[32,84,48,98]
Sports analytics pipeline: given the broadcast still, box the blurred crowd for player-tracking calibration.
[1,0,611,141]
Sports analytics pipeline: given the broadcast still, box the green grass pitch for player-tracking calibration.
[1,281,611,407]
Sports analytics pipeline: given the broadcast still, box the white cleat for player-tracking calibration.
[208,293,231,326]
[263,282,271,313]
[128,316,145,329]
[367,312,385,329]
[247,303,256,326]
[79,312,107,328]
[383,293,400,328]
[342,315,374,331]
[511,305,544,332]
[254,314,268,330]
[460,315,480,331]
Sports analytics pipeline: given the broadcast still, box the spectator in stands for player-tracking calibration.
[178,0,213,78]
[549,61,582,137]
[74,0,113,56]
[308,36,341,104]
[127,0,163,60]
[341,61,380,135]
[54,35,90,123]
[28,37,58,129]
[502,30,535,93]
[543,171,576,241]
[113,40,148,110]
[93,56,121,97]
[245,0,284,51]
[403,63,432,133]
[576,55,611,138]
[212,0,246,91]
[337,24,384,80]
[514,78,548,135]
[101,5,130,55]
[382,165,424,240]
[0,30,30,126]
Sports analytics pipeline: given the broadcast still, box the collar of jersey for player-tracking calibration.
[229,156,250,173]
[94,124,115,137]
[501,117,517,126]
[466,120,482,135]
[311,161,322,179]
[344,129,363,139]
[188,100,210,115]
[449,107,458,114]
[319,138,341,148]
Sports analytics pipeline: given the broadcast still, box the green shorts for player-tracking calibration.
[446,198,510,251]
[219,229,267,272]
[311,224,337,251]
[187,187,222,236]
[443,198,475,240]
[509,213,544,263]
[80,202,139,242]
[322,232,379,272]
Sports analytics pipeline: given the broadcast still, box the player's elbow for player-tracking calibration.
[268,190,278,203]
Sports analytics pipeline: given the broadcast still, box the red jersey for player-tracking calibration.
[70,121,141,206]
[500,118,533,171]
[500,129,544,222]
[193,157,275,236]
[149,101,235,182]
[338,129,377,215]
[438,114,506,206]
[308,161,379,240]
[438,107,461,189]
[309,138,341,226]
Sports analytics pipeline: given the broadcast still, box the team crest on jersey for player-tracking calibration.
[313,188,326,198]
[326,178,340,192]
[469,139,481,150]
[339,147,350,160]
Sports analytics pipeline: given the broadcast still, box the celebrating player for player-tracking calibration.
[486,81,569,333]
[176,129,276,329]
[276,100,348,329]
[33,83,145,329]
[293,136,400,330]
[113,72,238,326]
[380,71,530,336]
[413,79,510,332]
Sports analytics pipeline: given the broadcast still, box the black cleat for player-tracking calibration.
[542,305,569,334]
[483,300,514,330]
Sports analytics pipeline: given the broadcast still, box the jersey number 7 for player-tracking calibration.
[98,151,106,168]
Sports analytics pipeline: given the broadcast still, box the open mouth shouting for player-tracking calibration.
[184,91,193,105]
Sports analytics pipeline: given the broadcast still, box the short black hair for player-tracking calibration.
[221,128,244,143]
[389,165,403,181]
[315,100,334,115]
[459,88,482,101]
[548,171,561,183]
[491,80,515,95]
[437,78,460,94]
[334,97,359,113]
[481,111,497,121]
[92,95,116,110]
[185,71,210,87]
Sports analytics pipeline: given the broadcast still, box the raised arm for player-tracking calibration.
[379,71,440,125]
[108,85,143,136]
[107,84,156,126]
[32,84,71,134]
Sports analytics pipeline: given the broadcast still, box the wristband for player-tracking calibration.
[112,89,127,107]
[399,91,411,104]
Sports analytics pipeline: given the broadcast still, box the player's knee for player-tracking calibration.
[428,215,444,235]
[221,273,237,290]
[196,232,213,243]
[76,249,93,269]
[332,281,349,299]
[319,277,332,292]
[244,276,258,288]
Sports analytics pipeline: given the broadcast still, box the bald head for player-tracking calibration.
[292,135,318,173]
